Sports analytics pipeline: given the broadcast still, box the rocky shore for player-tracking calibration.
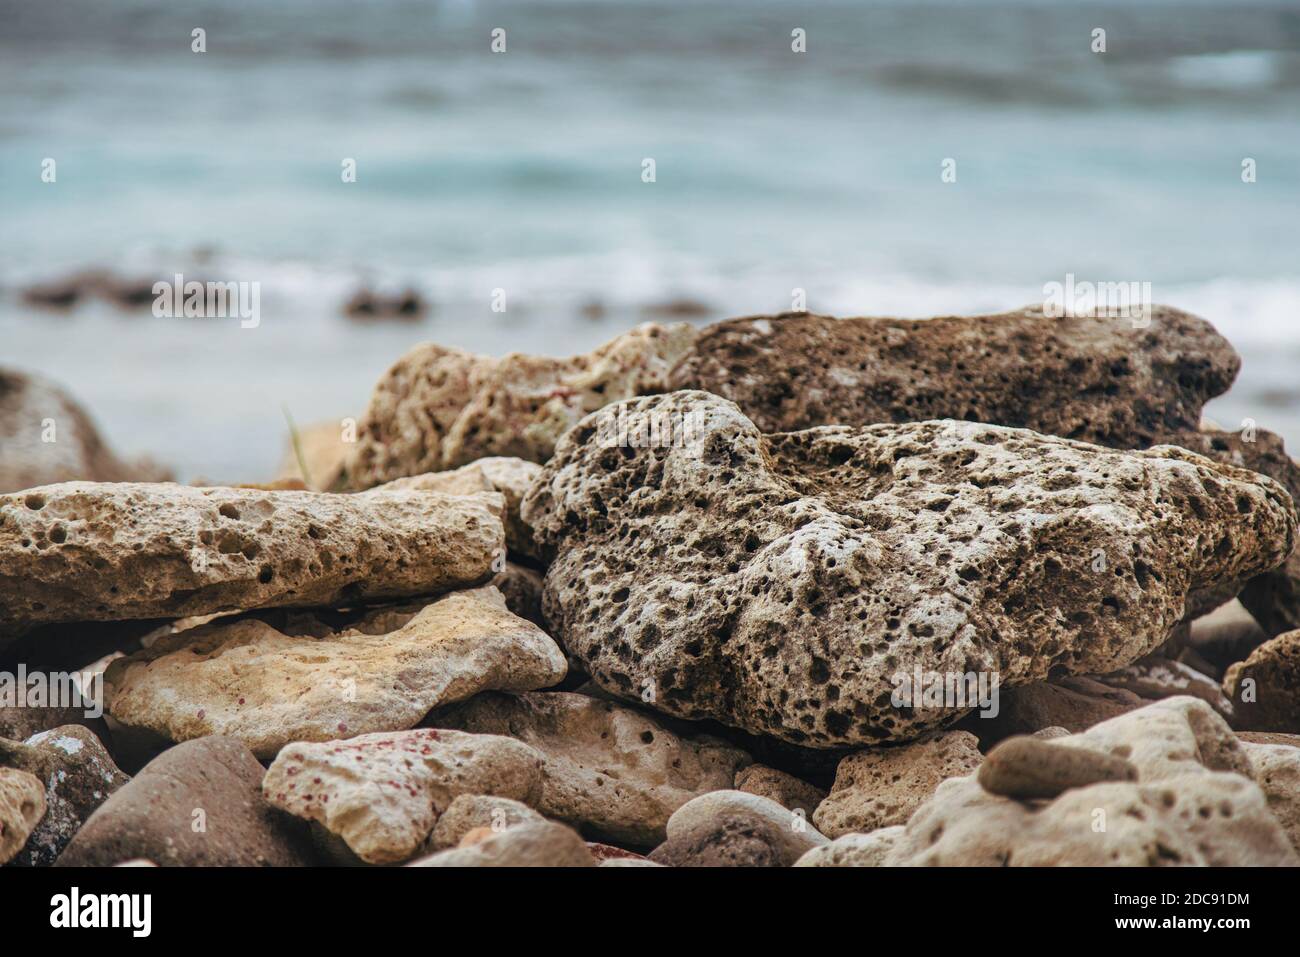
[3,305,1300,868]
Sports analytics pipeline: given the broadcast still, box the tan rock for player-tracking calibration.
[1240,740,1300,852]
[427,794,546,851]
[105,587,567,758]
[433,691,749,845]
[978,735,1137,800]
[1224,629,1300,733]
[0,481,505,637]
[276,420,351,491]
[407,820,596,867]
[652,790,829,867]
[1093,657,1234,718]
[0,767,46,864]
[490,562,546,628]
[812,731,982,838]
[734,764,826,816]
[965,676,1146,744]
[263,728,544,864]
[794,827,905,867]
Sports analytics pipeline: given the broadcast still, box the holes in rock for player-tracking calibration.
[24,494,45,510]
[218,503,241,520]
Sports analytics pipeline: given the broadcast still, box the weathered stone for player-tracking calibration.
[1223,629,1300,733]
[263,729,544,864]
[0,725,128,866]
[524,390,1296,747]
[0,767,45,864]
[1093,657,1234,718]
[887,697,1297,866]
[1239,731,1300,747]
[0,369,169,495]
[963,677,1145,745]
[1188,599,1267,677]
[0,481,505,637]
[1239,740,1300,851]
[668,307,1238,448]
[338,322,698,487]
[408,820,596,867]
[978,735,1137,800]
[105,587,567,758]
[813,731,983,838]
[588,842,657,865]
[734,764,826,815]
[490,562,546,629]
[57,737,313,866]
[0,702,108,744]
[794,827,905,867]
[433,691,748,845]
[427,794,546,851]
[650,790,828,867]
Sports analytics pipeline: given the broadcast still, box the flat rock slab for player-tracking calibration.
[0,481,505,638]
[433,690,749,845]
[339,322,698,487]
[105,586,567,758]
[1,725,129,866]
[263,728,545,864]
[0,766,45,864]
[1224,628,1300,733]
[524,390,1297,747]
[56,736,313,866]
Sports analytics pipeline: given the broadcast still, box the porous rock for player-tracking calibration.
[734,764,826,815]
[524,390,1296,746]
[0,767,45,864]
[433,691,749,845]
[813,731,983,837]
[1223,629,1300,733]
[794,827,905,867]
[0,481,505,636]
[338,322,698,486]
[650,790,828,867]
[408,820,596,867]
[427,794,546,851]
[105,587,567,758]
[263,729,545,864]
[1092,657,1234,718]
[1239,740,1300,851]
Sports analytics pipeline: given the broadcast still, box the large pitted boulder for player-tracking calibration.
[0,725,129,866]
[0,767,46,864]
[0,368,169,495]
[0,481,505,638]
[1223,629,1300,733]
[523,390,1297,747]
[432,691,749,845]
[667,307,1238,448]
[263,729,545,864]
[104,587,567,758]
[338,322,698,487]
[886,697,1298,866]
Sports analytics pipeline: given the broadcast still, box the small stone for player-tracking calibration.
[434,691,748,845]
[0,481,506,638]
[0,767,46,864]
[56,737,313,866]
[734,764,826,816]
[978,735,1138,800]
[1224,629,1300,733]
[650,790,828,867]
[794,827,905,867]
[106,587,567,758]
[408,820,596,867]
[264,729,544,864]
[427,794,546,851]
[0,725,129,866]
[1239,740,1300,852]
[813,731,983,837]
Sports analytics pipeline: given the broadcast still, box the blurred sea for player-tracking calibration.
[1,0,1298,481]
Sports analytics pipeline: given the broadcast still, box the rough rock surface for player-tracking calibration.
[338,322,698,486]
[408,820,595,867]
[0,767,45,864]
[650,790,828,867]
[0,703,108,744]
[427,794,546,851]
[794,827,905,867]
[433,691,748,845]
[524,390,1296,746]
[0,369,169,494]
[977,735,1137,800]
[668,307,1238,448]
[491,562,546,628]
[1187,599,1267,677]
[263,729,545,864]
[1239,740,1300,851]
[813,731,983,838]
[105,587,567,758]
[0,725,129,866]
[1223,629,1300,733]
[734,764,826,815]
[963,676,1146,745]
[887,697,1298,866]
[1093,657,1233,718]
[57,737,313,866]
[0,481,505,636]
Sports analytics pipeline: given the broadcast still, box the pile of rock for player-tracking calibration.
[3,304,1300,868]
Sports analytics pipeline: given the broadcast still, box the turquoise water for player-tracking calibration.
[1,0,1298,479]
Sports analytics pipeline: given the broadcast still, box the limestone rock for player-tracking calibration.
[339,322,698,487]
[427,794,546,851]
[812,731,982,838]
[56,737,313,866]
[524,390,1296,747]
[0,767,45,864]
[668,307,1238,448]
[1240,740,1300,851]
[887,697,1297,866]
[408,820,596,867]
[0,481,505,637]
[1223,629,1300,733]
[432,691,749,845]
[0,725,129,866]
[977,735,1137,800]
[734,764,826,816]
[650,790,828,867]
[0,369,169,494]
[794,827,905,867]
[263,729,545,864]
[105,587,567,758]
